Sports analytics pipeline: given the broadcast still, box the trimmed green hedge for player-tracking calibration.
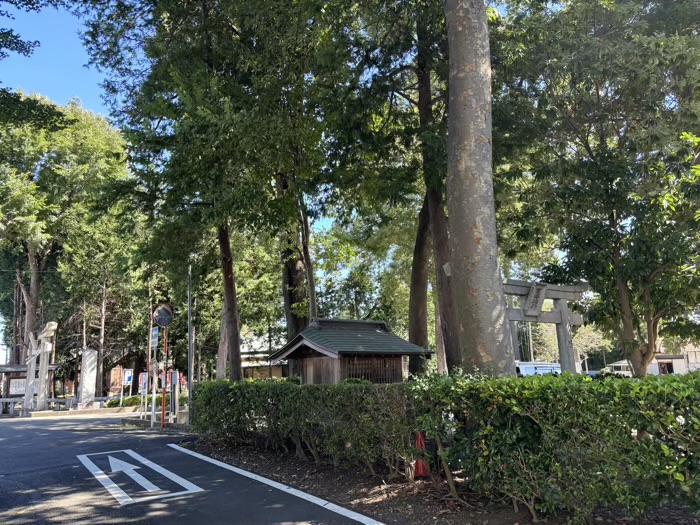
[192,379,415,475]
[192,373,700,523]
[105,394,171,408]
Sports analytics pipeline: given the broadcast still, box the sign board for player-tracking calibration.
[110,366,124,392]
[123,369,134,386]
[150,327,159,353]
[9,377,30,396]
[139,372,148,392]
[523,282,549,316]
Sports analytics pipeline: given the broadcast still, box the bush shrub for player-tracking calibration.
[192,380,416,476]
[416,372,700,523]
[105,394,171,408]
[191,373,700,523]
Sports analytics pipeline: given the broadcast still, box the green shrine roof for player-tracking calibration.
[270,319,431,362]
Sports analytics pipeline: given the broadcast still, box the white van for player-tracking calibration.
[516,361,562,376]
[600,361,633,377]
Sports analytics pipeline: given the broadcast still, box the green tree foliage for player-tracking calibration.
[0,98,128,364]
[497,0,700,375]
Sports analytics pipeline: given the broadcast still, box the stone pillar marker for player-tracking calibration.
[22,335,39,417]
[36,341,52,411]
[79,349,98,408]
[554,298,581,373]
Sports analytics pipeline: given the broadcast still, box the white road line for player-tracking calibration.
[77,454,132,506]
[108,456,161,492]
[168,444,386,525]
[78,449,204,506]
[123,449,203,494]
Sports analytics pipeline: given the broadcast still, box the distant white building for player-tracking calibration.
[606,345,700,376]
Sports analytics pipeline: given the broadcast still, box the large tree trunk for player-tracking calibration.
[444,0,515,376]
[281,229,309,341]
[408,195,432,375]
[97,277,107,396]
[416,13,462,373]
[427,190,463,372]
[434,297,447,373]
[17,247,41,364]
[13,280,21,364]
[299,204,318,320]
[218,227,242,381]
[627,287,660,377]
[216,299,227,380]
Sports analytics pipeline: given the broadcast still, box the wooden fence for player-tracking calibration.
[340,355,403,384]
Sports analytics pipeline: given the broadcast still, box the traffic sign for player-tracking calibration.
[123,369,134,386]
[139,372,148,392]
[153,304,174,327]
[150,326,159,351]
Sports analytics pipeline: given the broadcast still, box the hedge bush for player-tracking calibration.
[105,394,171,408]
[191,373,700,523]
[192,379,416,475]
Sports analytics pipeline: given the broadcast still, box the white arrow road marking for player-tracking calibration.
[168,444,385,525]
[78,449,203,505]
[108,456,160,493]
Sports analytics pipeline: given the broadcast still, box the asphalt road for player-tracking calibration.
[0,415,380,525]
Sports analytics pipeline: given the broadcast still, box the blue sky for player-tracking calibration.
[0,5,108,115]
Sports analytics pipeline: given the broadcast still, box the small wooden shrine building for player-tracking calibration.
[270,319,431,385]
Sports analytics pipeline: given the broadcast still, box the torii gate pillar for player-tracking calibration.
[504,280,588,374]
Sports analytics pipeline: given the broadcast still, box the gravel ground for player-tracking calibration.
[185,438,698,525]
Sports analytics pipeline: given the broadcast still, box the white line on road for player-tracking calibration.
[108,456,160,492]
[168,444,386,525]
[77,454,131,506]
[123,449,203,493]
[77,449,203,506]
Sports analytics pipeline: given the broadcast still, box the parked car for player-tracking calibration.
[600,362,634,377]
[516,361,561,377]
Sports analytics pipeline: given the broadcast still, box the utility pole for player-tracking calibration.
[161,326,168,429]
[188,263,194,411]
[150,327,157,428]
[152,303,173,428]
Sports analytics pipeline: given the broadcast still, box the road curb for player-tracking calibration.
[29,406,140,418]
[121,417,192,432]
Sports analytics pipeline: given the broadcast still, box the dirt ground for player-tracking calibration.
[185,438,699,525]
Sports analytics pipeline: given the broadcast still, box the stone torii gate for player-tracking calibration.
[22,321,58,416]
[504,280,588,373]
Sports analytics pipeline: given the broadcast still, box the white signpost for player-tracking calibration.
[139,372,148,419]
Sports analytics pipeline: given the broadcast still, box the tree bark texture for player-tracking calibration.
[444,0,515,376]
[299,205,318,320]
[218,227,243,381]
[13,280,21,364]
[435,295,447,373]
[281,229,309,341]
[216,299,227,380]
[97,277,107,396]
[408,195,432,375]
[416,13,462,372]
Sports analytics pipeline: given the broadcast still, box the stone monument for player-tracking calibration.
[79,349,98,409]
